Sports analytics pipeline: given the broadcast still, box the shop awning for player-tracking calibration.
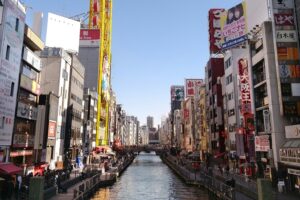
[0,163,22,175]
[281,139,300,148]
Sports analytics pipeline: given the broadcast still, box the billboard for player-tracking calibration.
[80,29,100,47]
[274,13,295,26]
[45,13,80,53]
[102,56,110,100]
[255,135,270,152]
[208,9,225,54]
[185,79,204,98]
[48,121,56,138]
[238,58,252,114]
[272,0,295,9]
[276,30,297,42]
[0,0,25,146]
[171,86,184,101]
[220,2,247,49]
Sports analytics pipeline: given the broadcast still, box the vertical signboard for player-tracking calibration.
[238,58,252,114]
[185,79,204,98]
[220,2,248,49]
[0,0,25,146]
[79,29,100,47]
[272,0,300,118]
[171,86,184,101]
[208,9,225,54]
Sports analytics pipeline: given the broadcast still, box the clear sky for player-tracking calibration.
[23,0,241,126]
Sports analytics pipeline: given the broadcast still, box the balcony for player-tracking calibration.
[20,74,40,95]
[23,46,41,71]
[252,48,264,66]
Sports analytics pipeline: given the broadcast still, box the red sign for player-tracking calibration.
[238,59,251,114]
[274,13,294,26]
[185,79,204,97]
[208,9,225,54]
[80,29,100,40]
[48,121,56,138]
[255,135,270,152]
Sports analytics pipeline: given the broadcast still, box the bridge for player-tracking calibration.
[123,145,167,156]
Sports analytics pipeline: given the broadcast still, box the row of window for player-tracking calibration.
[70,93,83,105]
[226,74,233,85]
[4,18,20,61]
[72,76,84,90]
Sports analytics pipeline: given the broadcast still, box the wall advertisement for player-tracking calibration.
[238,58,252,114]
[255,135,270,152]
[220,2,247,49]
[48,121,56,138]
[170,86,184,101]
[101,56,110,100]
[208,9,225,54]
[0,0,25,146]
[274,13,295,26]
[79,29,100,47]
[285,124,300,138]
[272,0,295,9]
[185,79,204,98]
[17,102,38,120]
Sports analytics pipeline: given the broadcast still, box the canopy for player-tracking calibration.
[0,163,22,175]
[281,139,300,148]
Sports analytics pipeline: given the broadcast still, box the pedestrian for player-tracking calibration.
[226,165,230,176]
[15,175,22,200]
[218,164,223,175]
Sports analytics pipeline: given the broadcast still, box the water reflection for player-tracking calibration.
[92,152,208,200]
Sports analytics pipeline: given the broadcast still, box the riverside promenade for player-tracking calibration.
[161,153,300,200]
[46,154,135,200]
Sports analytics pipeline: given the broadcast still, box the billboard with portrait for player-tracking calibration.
[170,86,184,101]
[220,2,248,49]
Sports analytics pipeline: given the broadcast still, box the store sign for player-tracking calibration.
[276,30,298,43]
[0,0,25,146]
[255,135,270,152]
[220,2,248,49]
[274,13,295,26]
[238,58,252,114]
[277,47,299,61]
[285,124,300,138]
[279,65,300,78]
[48,121,56,138]
[288,168,300,176]
[185,79,203,97]
[272,0,295,9]
[171,86,184,101]
[17,102,38,120]
[208,9,225,54]
[10,150,33,157]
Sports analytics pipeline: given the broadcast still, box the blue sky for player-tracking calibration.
[23,0,241,126]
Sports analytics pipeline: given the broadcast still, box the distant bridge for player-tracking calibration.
[124,145,167,156]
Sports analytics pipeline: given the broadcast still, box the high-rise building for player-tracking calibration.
[147,116,154,129]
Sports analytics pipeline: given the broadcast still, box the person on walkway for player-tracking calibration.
[226,165,230,176]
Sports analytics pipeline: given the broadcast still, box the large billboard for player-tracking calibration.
[45,13,80,53]
[0,0,25,146]
[220,2,247,49]
[170,86,184,101]
[238,58,252,114]
[80,29,100,47]
[185,79,204,98]
[208,9,225,54]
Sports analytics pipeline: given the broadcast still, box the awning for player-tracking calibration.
[0,163,22,175]
[281,139,300,148]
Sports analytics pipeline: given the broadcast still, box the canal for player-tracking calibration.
[92,152,208,200]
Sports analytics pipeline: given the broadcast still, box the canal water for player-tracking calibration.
[92,152,208,200]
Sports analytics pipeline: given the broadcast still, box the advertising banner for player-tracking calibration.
[48,121,56,138]
[285,124,300,138]
[279,65,300,78]
[238,58,252,114]
[170,86,184,101]
[220,2,247,49]
[17,102,38,120]
[274,13,295,26]
[102,56,110,100]
[0,0,25,146]
[80,29,100,47]
[185,79,204,98]
[255,135,270,152]
[276,30,298,43]
[208,9,225,54]
[277,47,299,61]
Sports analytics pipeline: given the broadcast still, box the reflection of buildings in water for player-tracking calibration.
[93,188,110,200]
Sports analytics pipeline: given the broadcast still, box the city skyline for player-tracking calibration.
[24,0,241,126]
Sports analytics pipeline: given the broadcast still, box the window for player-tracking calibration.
[228,109,235,116]
[15,18,19,32]
[226,74,233,85]
[225,57,232,69]
[10,82,14,96]
[227,92,234,101]
[5,45,10,60]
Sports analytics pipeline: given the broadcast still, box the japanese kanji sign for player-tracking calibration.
[185,79,204,98]
[276,30,297,43]
[238,58,252,114]
[208,9,225,54]
[255,135,270,152]
[274,13,294,26]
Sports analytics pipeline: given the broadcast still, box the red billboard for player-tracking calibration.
[48,121,56,138]
[208,9,225,54]
[274,13,295,26]
[80,29,100,40]
[185,79,204,97]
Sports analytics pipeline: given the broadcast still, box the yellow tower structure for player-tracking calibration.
[89,0,113,146]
